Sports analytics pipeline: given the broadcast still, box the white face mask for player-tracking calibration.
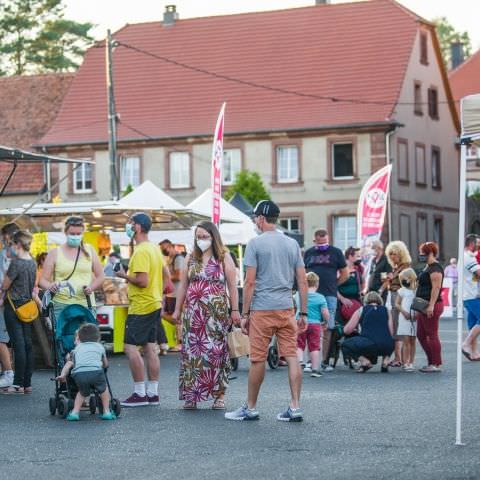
[196,239,212,252]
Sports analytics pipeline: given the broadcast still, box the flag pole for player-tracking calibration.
[455,141,467,446]
[211,103,226,226]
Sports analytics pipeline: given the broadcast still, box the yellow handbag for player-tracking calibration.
[7,293,39,323]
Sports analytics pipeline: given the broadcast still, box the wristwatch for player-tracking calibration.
[299,312,307,317]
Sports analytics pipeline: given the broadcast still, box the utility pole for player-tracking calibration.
[106,29,119,200]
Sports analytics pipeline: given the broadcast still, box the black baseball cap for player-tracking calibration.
[131,212,152,232]
[253,200,280,217]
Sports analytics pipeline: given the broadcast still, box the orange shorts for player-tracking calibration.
[249,309,297,362]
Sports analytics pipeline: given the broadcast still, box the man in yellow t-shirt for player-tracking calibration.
[116,212,169,407]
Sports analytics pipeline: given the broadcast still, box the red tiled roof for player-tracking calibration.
[0,73,74,193]
[449,49,480,116]
[40,0,422,147]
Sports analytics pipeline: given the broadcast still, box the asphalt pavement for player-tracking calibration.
[1,317,479,480]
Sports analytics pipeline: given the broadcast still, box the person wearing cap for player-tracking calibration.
[303,229,349,371]
[116,212,170,407]
[103,252,123,277]
[225,200,308,422]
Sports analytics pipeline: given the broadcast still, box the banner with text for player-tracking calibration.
[356,164,392,249]
[211,103,226,226]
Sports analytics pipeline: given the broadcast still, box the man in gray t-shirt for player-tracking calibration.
[225,200,308,423]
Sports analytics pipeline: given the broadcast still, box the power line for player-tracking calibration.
[115,41,459,107]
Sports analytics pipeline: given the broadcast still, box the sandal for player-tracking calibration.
[24,387,33,394]
[356,364,372,373]
[183,401,197,410]
[212,398,226,410]
[388,361,402,368]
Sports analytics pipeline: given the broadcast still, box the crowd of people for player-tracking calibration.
[0,198,473,423]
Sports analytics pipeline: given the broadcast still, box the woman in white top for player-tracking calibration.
[395,268,417,372]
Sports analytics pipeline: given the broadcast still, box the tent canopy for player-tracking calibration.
[187,189,256,245]
[118,180,185,210]
[0,145,94,165]
[228,192,254,217]
[461,94,480,141]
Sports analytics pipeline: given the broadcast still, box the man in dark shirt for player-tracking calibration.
[367,240,392,301]
[303,229,349,370]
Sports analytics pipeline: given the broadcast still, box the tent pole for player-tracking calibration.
[238,244,244,288]
[455,142,467,446]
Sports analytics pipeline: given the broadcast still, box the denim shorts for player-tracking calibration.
[464,298,480,330]
[0,307,10,344]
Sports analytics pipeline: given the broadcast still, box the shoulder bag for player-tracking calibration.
[411,297,429,314]
[7,292,39,323]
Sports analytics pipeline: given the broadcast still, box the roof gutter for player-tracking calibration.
[35,121,401,149]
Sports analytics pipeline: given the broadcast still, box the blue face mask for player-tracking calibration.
[316,244,329,251]
[66,234,82,248]
[8,246,17,258]
[126,223,135,239]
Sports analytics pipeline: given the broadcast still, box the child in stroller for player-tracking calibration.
[57,323,115,421]
[48,299,121,420]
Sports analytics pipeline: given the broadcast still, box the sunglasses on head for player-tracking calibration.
[65,217,84,227]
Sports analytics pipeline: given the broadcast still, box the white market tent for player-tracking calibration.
[118,180,185,210]
[187,189,257,245]
[456,93,480,445]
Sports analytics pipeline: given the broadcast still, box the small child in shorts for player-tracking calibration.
[57,323,115,421]
[295,272,330,377]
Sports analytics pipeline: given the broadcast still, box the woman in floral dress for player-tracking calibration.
[173,221,240,410]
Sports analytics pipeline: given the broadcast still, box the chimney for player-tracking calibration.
[163,5,178,26]
[450,41,464,69]
[315,0,330,4]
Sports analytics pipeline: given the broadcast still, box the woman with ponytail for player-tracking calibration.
[39,216,104,319]
[1,230,37,393]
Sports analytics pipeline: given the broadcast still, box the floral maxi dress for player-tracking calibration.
[179,257,231,402]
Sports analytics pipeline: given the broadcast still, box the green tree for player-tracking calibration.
[434,16,472,69]
[224,170,271,206]
[0,0,94,75]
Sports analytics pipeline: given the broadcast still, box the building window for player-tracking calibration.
[399,214,411,251]
[431,146,441,189]
[120,156,140,191]
[420,32,428,65]
[333,215,356,252]
[415,143,426,185]
[169,152,190,189]
[276,145,299,183]
[417,213,428,246]
[433,217,443,258]
[73,162,93,193]
[279,217,301,233]
[223,148,242,185]
[414,82,423,115]
[428,87,439,119]
[397,138,409,182]
[332,143,354,179]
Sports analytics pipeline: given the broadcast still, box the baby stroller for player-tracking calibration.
[46,296,121,418]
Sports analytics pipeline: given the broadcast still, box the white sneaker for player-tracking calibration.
[323,365,334,372]
[404,364,416,372]
[0,372,14,389]
[303,365,312,373]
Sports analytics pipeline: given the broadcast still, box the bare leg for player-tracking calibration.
[296,348,304,363]
[310,350,320,371]
[394,340,403,364]
[285,356,302,409]
[99,389,111,413]
[143,342,160,381]
[72,392,86,414]
[322,330,332,363]
[401,336,411,365]
[124,344,145,383]
[247,361,266,409]
[462,325,480,358]
[409,337,416,365]
[0,343,12,371]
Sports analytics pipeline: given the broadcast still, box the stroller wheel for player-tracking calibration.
[97,394,104,414]
[89,396,97,415]
[230,357,239,371]
[57,397,69,418]
[111,398,121,417]
[267,346,279,369]
[49,397,56,416]
[68,399,75,412]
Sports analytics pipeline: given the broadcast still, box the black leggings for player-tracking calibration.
[342,336,393,365]
[4,302,33,388]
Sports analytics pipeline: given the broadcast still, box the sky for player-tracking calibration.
[64,0,480,49]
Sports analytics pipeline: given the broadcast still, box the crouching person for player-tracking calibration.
[341,292,394,373]
[57,323,115,421]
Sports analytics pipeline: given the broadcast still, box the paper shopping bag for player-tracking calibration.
[227,328,250,358]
